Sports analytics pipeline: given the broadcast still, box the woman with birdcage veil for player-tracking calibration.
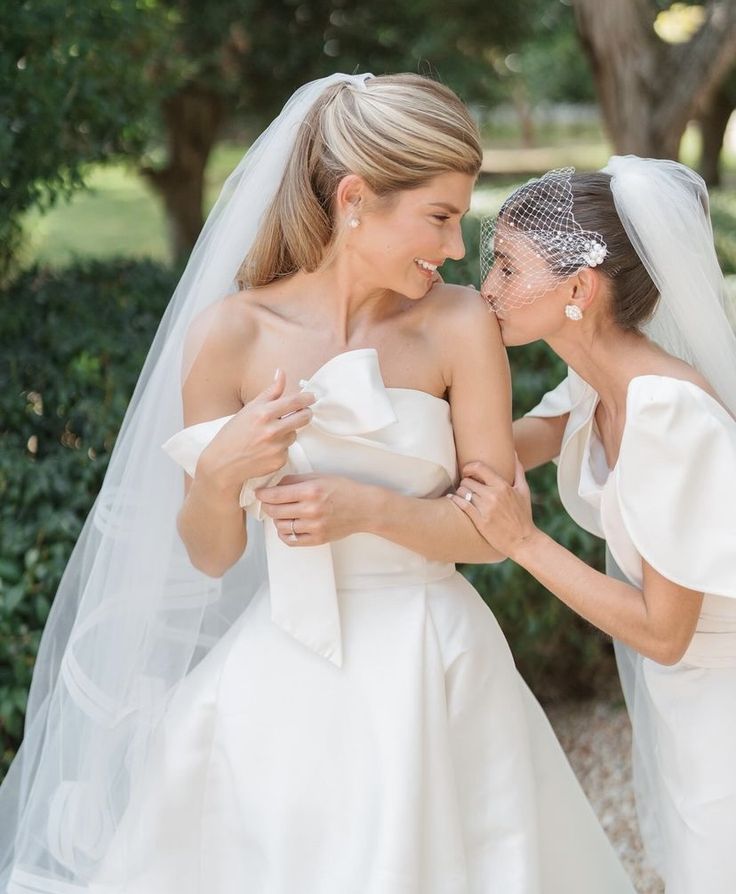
[0,74,636,893]
[448,158,736,893]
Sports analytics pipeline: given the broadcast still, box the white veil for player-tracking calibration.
[0,72,371,893]
[603,155,736,877]
[603,155,736,416]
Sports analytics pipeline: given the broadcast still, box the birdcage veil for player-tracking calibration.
[0,72,372,894]
[479,168,608,311]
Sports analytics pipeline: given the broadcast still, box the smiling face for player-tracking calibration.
[346,171,474,300]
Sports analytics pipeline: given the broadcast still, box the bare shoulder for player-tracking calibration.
[182,291,260,422]
[643,354,719,401]
[420,283,504,373]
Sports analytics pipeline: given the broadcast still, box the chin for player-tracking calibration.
[498,324,533,347]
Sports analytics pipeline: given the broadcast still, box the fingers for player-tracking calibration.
[258,367,286,403]
[462,461,502,487]
[513,455,529,494]
[260,500,301,520]
[447,491,481,522]
[274,406,313,434]
[273,518,322,547]
[271,390,317,420]
[256,482,309,504]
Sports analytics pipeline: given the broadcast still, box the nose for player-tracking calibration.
[443,223,466,261]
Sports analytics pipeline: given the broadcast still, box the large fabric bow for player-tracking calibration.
[162,349,397,667]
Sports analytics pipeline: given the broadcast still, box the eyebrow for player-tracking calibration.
[428,202,469,215]
[493,248,513,262]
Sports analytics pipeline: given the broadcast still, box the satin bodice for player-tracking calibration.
[163,349,458,666]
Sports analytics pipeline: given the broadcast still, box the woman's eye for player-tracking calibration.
[432,215,450,223]
[501,266,514,278]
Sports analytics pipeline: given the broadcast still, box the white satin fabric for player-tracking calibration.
[80,350,635,893]
[527,370,736,893]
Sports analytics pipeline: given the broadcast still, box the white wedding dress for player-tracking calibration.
[527,368,736,894]
[83,349,632,894]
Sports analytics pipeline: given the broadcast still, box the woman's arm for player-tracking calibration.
[258,287,514,564]
[513,414,568,471]
[176,303,314,577]
[451,459,704,665]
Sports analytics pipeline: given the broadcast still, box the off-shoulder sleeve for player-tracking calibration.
[524,368,588,419]
[616,375,736,598]
[161,415,282,513]
[161,415,234,478]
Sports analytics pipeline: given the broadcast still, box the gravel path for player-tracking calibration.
[547,695,664,894]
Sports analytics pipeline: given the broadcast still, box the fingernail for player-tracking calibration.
[274,368,281,381]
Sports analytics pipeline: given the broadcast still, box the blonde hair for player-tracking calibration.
[238,74,482,289]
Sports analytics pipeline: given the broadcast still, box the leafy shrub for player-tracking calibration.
[0,259,175,771]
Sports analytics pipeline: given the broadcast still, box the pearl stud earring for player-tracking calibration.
[564,304,583,321]
[348,217,360,229]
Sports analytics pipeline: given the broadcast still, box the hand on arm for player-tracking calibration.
[451,460,703,665]
[258,287,515,564]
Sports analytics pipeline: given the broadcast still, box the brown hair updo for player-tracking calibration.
[238,74,482,289]
[568,172,659,329]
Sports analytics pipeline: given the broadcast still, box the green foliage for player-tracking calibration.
[158,0,534,125]
[0,0,170,276]
[512,1,597,106]
[0,259,175,770]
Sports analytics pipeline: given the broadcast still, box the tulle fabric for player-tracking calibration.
[0,73,371,892]
[603,155,736,419]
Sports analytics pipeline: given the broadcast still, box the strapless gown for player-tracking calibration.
[84,349,633,894]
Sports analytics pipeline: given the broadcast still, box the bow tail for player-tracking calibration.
[263,443,343,667]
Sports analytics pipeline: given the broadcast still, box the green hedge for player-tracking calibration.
[0,260,176,771]
[0,255,612,775]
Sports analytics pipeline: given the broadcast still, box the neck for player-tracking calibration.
[546,319,654,415]
[285,256,397,346]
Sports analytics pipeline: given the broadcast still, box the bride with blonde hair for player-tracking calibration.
[0,74,633,893]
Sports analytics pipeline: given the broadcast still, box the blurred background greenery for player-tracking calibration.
[2,0,736,770]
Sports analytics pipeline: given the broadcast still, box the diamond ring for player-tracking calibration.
[464,491,473,505]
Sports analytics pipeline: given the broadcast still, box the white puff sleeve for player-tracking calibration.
[615,375,736,598]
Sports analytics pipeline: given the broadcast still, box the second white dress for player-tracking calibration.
[527,369,736,894]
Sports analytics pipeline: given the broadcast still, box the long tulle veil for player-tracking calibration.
[603,155,736,877]
[603,155,736,416]
[0,72,371,893]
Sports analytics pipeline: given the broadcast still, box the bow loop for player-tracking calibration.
[300,348,397,437]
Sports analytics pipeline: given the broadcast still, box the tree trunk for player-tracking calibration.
[697,86,734,186]
[573,0,736,159]
[141,85,226,263]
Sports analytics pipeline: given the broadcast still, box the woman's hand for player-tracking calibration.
[256,474,372,547]
[196,369,316,500]
[448,456,537,559]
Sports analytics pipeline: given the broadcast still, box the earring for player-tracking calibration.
[348,217,360,229]
[564,304,583,321]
